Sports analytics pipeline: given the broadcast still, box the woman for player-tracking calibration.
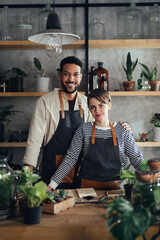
[48,89,144,190]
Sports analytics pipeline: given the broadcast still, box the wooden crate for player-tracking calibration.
[43,197,75,215]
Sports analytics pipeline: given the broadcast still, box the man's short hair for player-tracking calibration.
[60,56,83,72]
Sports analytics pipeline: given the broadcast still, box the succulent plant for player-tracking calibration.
[123,52,138,81]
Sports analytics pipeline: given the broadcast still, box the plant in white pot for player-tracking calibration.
[150,113,160,142]
[33,57,50,92]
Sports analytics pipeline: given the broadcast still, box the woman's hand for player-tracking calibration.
[47,185,53,191]
[119,121,132,134]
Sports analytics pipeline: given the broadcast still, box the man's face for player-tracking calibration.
[59,63,82,94]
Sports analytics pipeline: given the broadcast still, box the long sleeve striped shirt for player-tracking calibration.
[49,122,144,189]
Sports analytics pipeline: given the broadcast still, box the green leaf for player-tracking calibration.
[154,187,160,204]
[34,57,42,71]
[140,159,149,171]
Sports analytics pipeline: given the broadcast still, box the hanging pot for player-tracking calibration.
[148,81,160,91]
[23,205,43,225]
[37,77,50,92]
[123,81,135,91]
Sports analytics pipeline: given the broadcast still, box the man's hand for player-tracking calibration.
[24,164,34,171]
[119,121,132,134]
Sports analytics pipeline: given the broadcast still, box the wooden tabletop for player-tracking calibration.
[0,190,159,240]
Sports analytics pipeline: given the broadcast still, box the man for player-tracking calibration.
[23,56,93,188]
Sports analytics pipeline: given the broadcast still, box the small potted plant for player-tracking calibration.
[150,113,160,141]
[123,52,138,91]
[9,67,29,92]
[33,57,50,92]
[137,63,159,91]
[0,105,18,142]
[15,166,51,224]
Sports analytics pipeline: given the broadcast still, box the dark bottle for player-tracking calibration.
[95,62,109,91]
[89,66,99,91]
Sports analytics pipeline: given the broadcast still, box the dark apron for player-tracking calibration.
[42,90,84,188]
[77,122,121,189]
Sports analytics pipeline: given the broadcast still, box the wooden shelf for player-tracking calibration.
[1,39,160,50]
[0,142,27,147]
[0,141,160,148]
[136,141,160,147]
[0,40,85,50]
[0,91,160,97]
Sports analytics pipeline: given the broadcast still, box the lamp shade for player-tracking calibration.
[28,11,80,45]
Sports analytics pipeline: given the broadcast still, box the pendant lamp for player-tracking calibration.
[28,1,80,55]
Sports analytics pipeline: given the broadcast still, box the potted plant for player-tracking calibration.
[33,57,50,92]
[123,52,138,91]
[15,166,52,224]
[0,70,10,92]
[137,63,159,91]
[0,105,17,142]
[150,113,160,141]
[9,67,29,92]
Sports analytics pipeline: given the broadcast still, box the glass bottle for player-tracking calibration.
[123,3,143,39]
[0,156,15,220]
[91,18,105,40]
[17,17,33,40]
[38,4,52,32]
[89,66,99,91]
[95,62,109,91]
[148,4,160,39]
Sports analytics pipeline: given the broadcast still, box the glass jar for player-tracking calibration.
[17,17,33,40]
[38,4,52,32]
[95,62,109,91]
[148,4,160,39]
[91,18,105,40]
[0,156,15,220]
[123,3,143,39]
[141,80,151,91]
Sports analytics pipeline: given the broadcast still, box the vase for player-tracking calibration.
[37,77,50,92]
[23,205,43,225]
[123,81,135,91]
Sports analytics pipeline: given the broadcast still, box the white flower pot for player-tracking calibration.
[37,77,50,92]
[154,127,160,142]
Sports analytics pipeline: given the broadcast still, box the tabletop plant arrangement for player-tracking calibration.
[33,57,50,92]
[122,52,138,91]
[150,113,160,142]
[15,166,52,224]
[137,63,159,91]
[9,67,29,92]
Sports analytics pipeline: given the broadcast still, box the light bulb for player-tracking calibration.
[45,35,62,57]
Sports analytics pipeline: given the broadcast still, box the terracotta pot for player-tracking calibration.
[148,81,160,91]
[148,158,160,170]
[123,81,135,91]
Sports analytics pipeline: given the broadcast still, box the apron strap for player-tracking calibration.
[58,91,84,119]
[91,122,117,146]
[109,122,117,146]
[77,93,84,119]
[58,90,65,119]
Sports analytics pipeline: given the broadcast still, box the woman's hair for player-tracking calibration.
[87,88,112,106]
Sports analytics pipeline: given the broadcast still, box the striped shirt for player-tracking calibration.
[50,122,144,188]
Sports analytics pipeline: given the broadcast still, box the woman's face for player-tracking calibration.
[88,97,112,121]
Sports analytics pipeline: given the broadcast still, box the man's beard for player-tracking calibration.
[61,81,79,94]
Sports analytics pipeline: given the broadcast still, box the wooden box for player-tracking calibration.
[43,197,75,215]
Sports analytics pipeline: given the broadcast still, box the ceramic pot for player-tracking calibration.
[148,158,160,170]
[153,127,160,142]
[37,77,50,92]
[23,205,43,225]
[123,81,135,91]
[10,77,23,92]
[149,81,160,91]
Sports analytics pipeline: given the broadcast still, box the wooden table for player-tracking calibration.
[0,190,159,240]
